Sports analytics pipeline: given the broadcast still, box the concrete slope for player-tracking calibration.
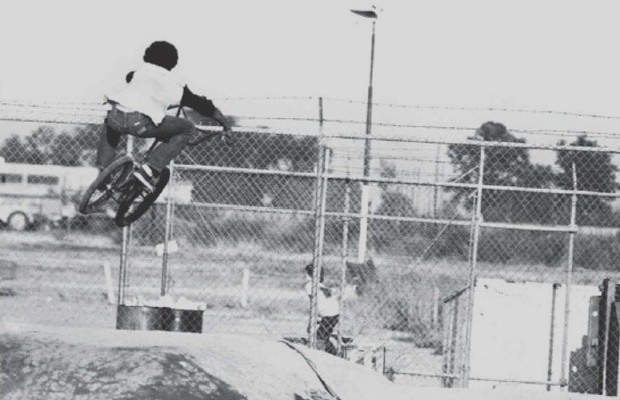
[283,342,610,400]
[0,322,611,400]
[0,323,334,400]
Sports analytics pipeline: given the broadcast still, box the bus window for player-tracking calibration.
[27,175,60,185]
[0,173,22,184]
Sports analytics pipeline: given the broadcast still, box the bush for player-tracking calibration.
[344,270,461,350]
[573,234,620,270]
[476,230,567,266]
[345,259,377,295]
[370,221,472,260]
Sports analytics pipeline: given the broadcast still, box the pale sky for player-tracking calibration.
[3,0,620,176]
[2,0,620,113]
[4,0,620,213]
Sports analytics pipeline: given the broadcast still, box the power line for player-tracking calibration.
[237,115,620,139]
[321,97,620,121]
[0,117,100,125]
[214,96,316,101]
[5,96,620,121]
[7,96,620,122]
[4,101,620,141]
[0,101,105,111]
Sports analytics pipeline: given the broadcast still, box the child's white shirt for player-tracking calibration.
[305,281,340,317]
[107,63,184,124]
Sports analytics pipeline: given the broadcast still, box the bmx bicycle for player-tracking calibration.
[78,107,227,228]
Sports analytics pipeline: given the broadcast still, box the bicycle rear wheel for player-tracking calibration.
[78,156,134,215]
[114,167,170,227]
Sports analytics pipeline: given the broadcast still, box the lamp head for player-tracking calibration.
[351,9,378,18]
[350,4,380,19]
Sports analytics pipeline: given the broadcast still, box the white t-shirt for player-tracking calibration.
[305,281,340,317]
[107,63,184,124]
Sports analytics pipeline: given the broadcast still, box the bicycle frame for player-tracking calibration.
[129,105,223,165]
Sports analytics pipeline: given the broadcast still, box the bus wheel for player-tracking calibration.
[8,212,29,231]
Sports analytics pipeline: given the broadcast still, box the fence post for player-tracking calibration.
[241,268,250,308]
[560,163,578,389]
[117,135,134,305]
[463,144,485,387]
[433,145,441,217]
[102,261,115,304]
[358,184,371,262]
[547,283,560,391]
[338,179,351,345]
[161,160,176,297]
[309,99,330,348]
[432,286,440,329]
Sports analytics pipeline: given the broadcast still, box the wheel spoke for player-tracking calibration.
[79,157,135,216]
[115,166,169,227]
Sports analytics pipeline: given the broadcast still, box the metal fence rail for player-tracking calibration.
[2,105,620,393]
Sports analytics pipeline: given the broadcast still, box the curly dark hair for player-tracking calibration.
[304,263,325,282]
[143,41,178,70]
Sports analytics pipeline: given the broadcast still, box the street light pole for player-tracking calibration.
[351,8,378,263]
[363,19,376,178]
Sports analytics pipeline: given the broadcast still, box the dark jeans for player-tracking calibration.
[317,315,339,355]
[96,106,195,172]
[317,315,339,340]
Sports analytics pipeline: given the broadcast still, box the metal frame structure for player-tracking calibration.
[113,130,620,389]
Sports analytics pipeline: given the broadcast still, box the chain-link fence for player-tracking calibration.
[3,102,620,394]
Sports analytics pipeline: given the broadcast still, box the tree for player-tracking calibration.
[556,135,618,226]
[368,162,415,252]
[69,124,103,166]
[448,121,556,223]
[51,132,83,166]
[179,131,319,207]
[0,135,27,163]
[25,126,56,164]
[372,190,416,252]
[0,125,102,166]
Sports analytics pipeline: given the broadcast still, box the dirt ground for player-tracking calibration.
[0,230,442,386]
[0,323,610,400]
[11,229,613,390]
[0,323,333,400]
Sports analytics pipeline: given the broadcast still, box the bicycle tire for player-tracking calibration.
[114,167,170,227]
[78,156,134,215]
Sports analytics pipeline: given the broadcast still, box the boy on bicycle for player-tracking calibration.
[96,40,232,192]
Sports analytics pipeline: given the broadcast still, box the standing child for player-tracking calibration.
[304,263,340,355]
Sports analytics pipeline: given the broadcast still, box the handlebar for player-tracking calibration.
[170,105,232,146]
[190,125,231,146]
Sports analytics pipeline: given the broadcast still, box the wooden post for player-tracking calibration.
[432,286,440,329]
[241,268,250,308]
[103,261,114,304]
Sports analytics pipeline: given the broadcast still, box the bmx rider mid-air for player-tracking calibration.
[96,40,232,193]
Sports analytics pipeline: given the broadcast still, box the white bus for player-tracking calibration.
[0,159,99,230]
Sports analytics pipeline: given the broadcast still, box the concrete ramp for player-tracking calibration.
[0,322,611,400]
[280,343,610,400]
[0,323,333,400]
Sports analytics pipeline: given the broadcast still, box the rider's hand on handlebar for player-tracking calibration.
[221,125,233,145]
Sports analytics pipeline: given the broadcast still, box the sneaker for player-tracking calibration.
[103,203,116,218]
[132,164,158,193]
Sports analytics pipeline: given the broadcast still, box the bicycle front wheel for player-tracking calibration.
[78,156,134,215]
[114,167,170,227]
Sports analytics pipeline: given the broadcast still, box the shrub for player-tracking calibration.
[573,234,620,270]
[476,230,566,266]
[344,269,461,350]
